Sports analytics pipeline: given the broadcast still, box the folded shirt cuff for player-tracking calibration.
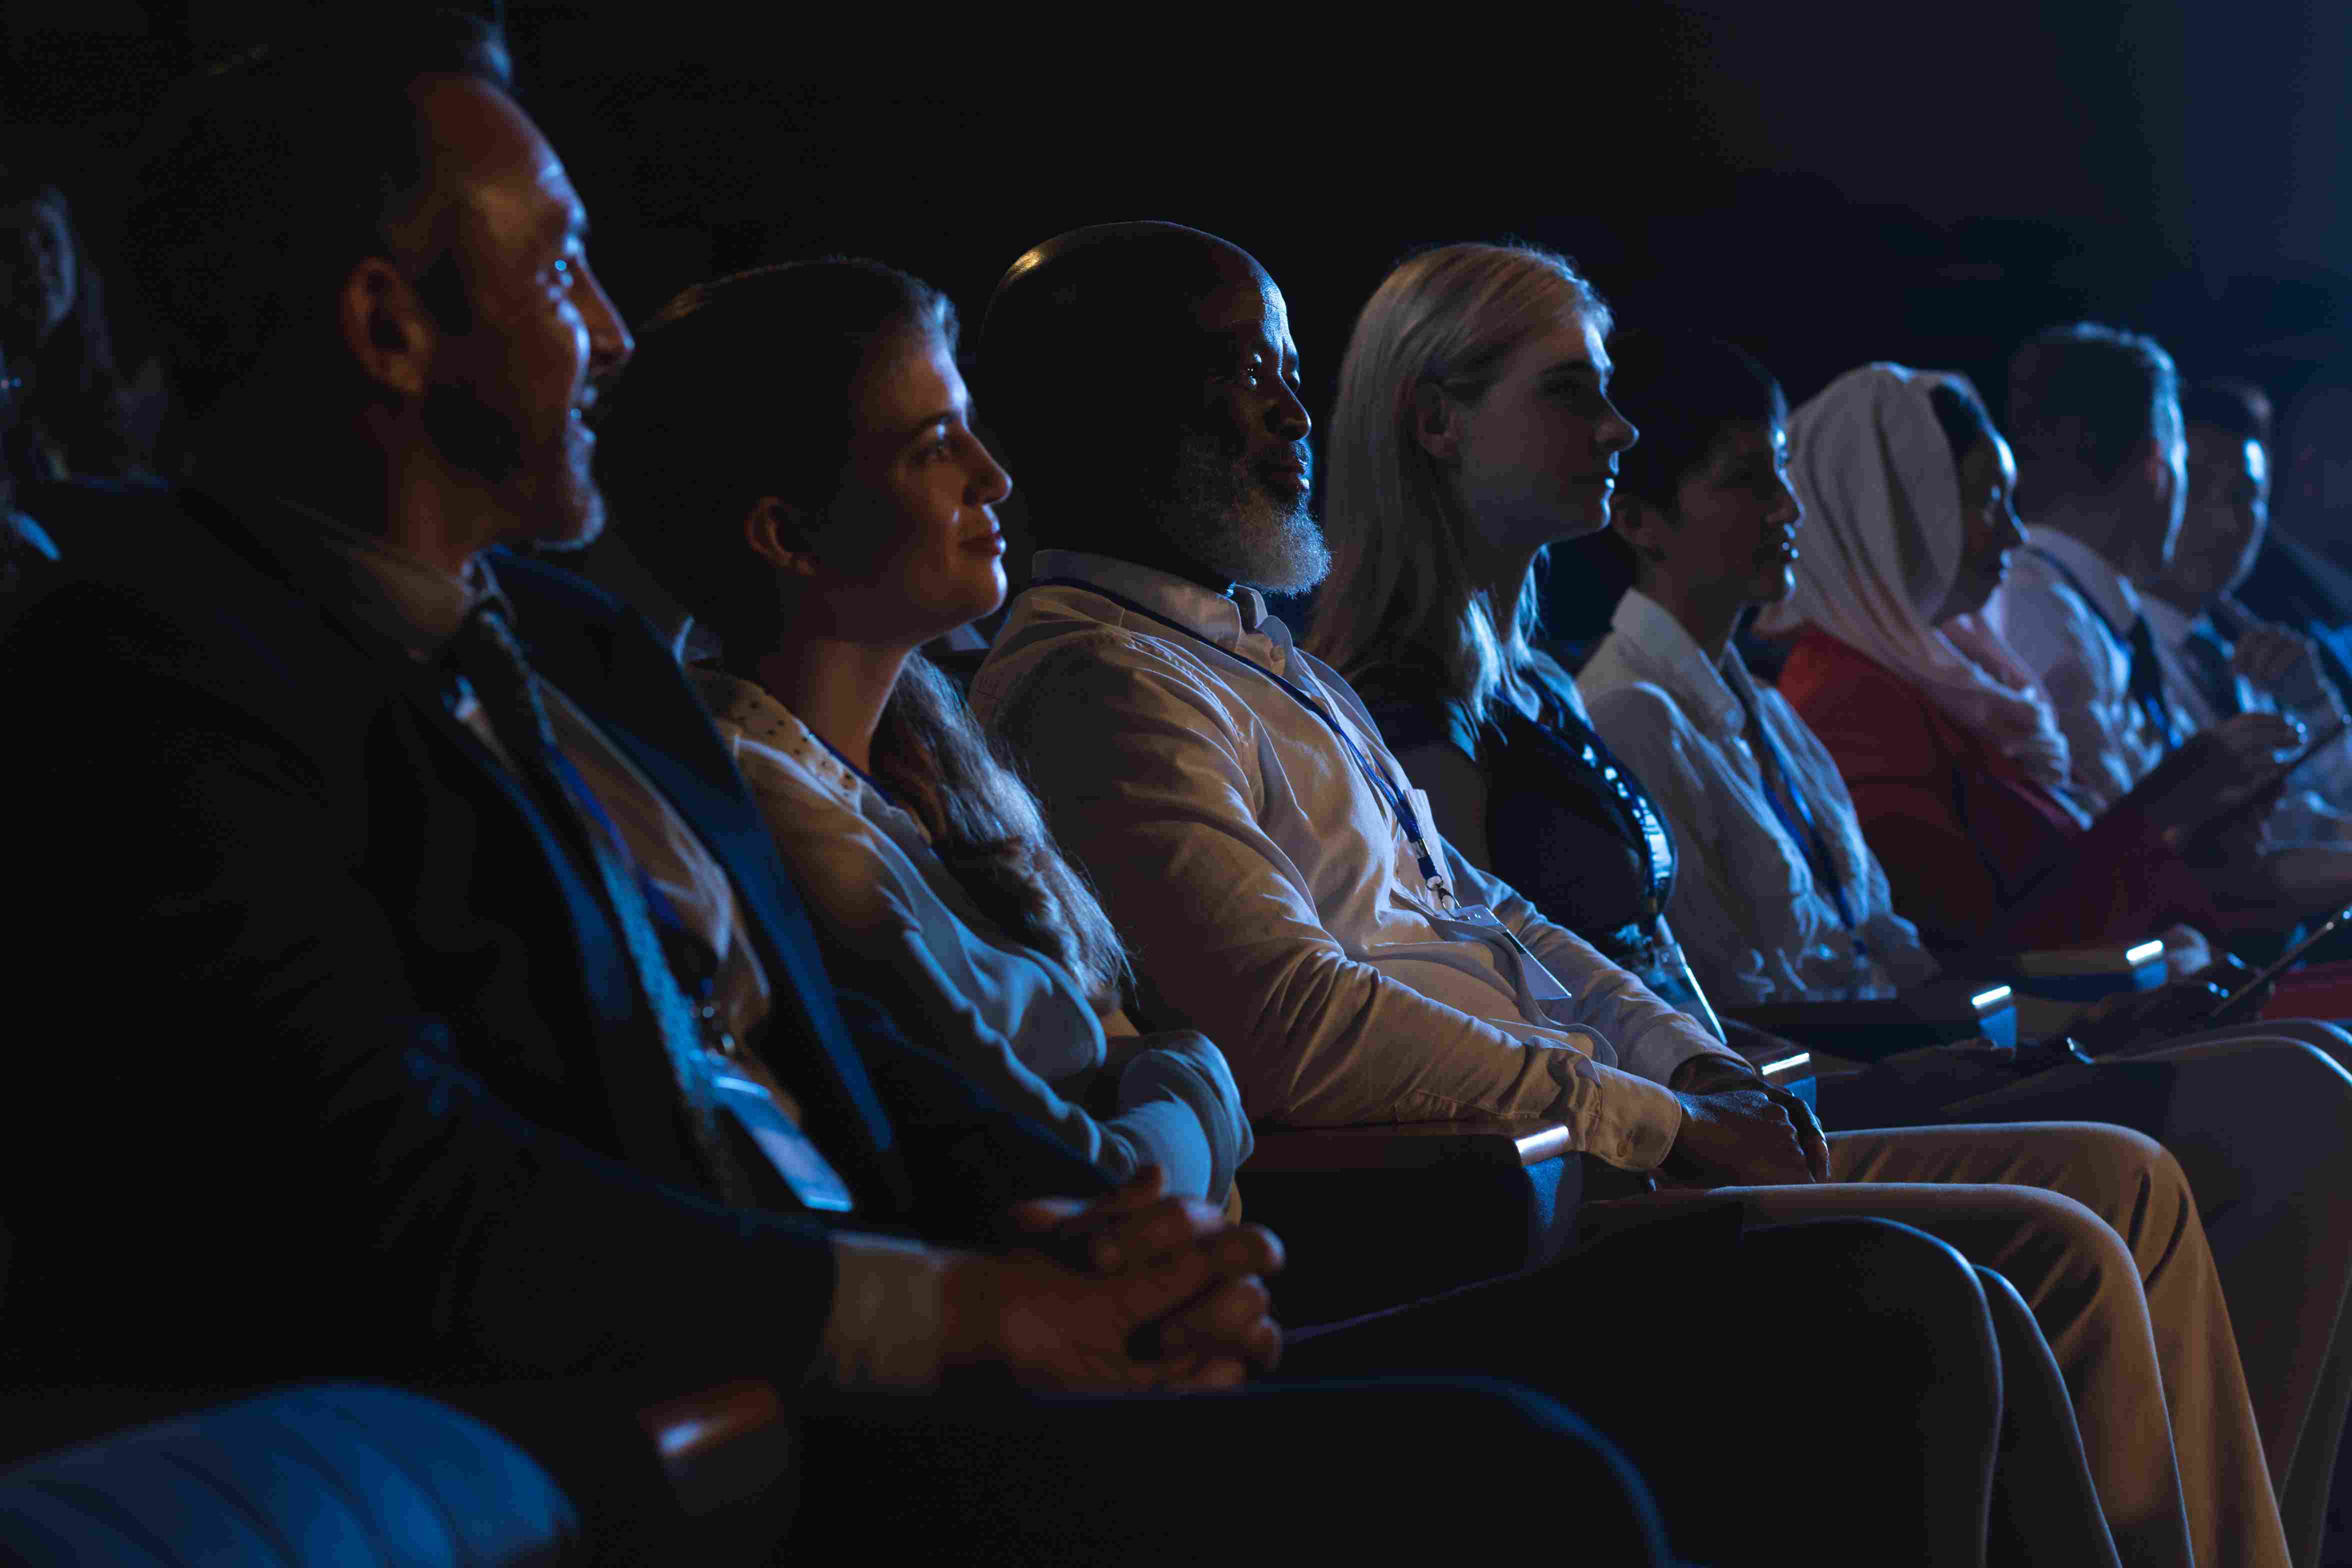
[1574,1060,1686,1172]
[820,1234,950,1392]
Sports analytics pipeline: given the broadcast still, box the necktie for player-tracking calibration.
[2126,616,2186,749]
[2178,620,2247,719]
[444,600,754,1206]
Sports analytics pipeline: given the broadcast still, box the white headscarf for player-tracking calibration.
[1758,362,2078,798]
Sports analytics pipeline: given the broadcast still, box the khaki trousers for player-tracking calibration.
[1626,1122,2286,1568]
[1930,1032,2352,1566]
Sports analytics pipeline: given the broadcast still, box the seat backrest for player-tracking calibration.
[0,1382,580,1566]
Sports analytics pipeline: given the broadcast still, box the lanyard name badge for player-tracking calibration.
[1031,576,1454,892]
[645,890,856,1216]
[1742,702,1867,958]
[546,740,859,1216]
[708,1070,856,1213]
[1028,577,1574,1006]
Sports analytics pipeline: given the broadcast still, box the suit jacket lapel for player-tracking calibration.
[181,492,710,1190]
[510,576,916,1215]
[384,662,710,1190]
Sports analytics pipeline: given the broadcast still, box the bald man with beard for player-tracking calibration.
[971,222,2294,1568]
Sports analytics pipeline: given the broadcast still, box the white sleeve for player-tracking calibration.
[820,1234,949,1391]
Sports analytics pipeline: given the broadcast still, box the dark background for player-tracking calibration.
[6,0,2348,444]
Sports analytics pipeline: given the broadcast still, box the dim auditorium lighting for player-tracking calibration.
[1760,1052,1811,1076]
[2125,940,2165,966]
[1970,985,2013,1010]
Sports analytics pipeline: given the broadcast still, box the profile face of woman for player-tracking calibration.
[1632,418,1802,612]
[1934,432,2028,623]
[781,324,1013,648]
[1442,310,1636,554]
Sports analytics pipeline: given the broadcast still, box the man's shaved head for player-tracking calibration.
[979,222,1326,592]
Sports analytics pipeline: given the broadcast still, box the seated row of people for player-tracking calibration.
[591,222,2332,1564]
[6,13,2350,1566]
[1293,283,2352,1553]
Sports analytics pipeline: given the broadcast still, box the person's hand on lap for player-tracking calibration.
[1662,1055,1830,1187]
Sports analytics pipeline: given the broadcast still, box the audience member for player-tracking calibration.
[1992,328,2352,926]
[2234,376,2352,703]
[0,168,148,481]
[602,259,1250,1204]
[2140,378,2352,843]
[971,222,2290,1568]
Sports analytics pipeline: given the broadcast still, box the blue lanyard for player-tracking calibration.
[457,658,725,1008]
[1026,577,1453,898]
[1732,681,1866,946]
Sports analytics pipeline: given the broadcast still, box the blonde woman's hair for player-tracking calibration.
[1308,242,1612,728]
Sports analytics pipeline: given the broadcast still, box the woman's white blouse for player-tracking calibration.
[1578,592,1942,1007]
[694,670,1249,1200]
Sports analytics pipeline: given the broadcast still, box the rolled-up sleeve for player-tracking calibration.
[984,634,1686,1170]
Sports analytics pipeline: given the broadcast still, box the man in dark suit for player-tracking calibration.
[0,16,1697,1565]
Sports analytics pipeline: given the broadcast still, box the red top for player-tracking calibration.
[1776,627,2220,954]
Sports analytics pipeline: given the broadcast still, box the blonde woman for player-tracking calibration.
[599,260,1249,1204]
[1306,244,1716,1022]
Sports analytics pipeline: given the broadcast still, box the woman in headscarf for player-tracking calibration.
[1768,363,2282,958]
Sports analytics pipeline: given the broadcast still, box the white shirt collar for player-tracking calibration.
[272,494,500,658]
[692,666,920,838]
[1609,588,1744,739]
[1030,549,1276,650]
[2025,524,2143,636]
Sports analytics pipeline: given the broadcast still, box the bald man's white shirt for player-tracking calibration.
[971,551,1743,1170]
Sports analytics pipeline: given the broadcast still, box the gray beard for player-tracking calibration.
[1154,436,1330,594]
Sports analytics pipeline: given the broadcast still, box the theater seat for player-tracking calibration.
[0,1383,580,1566]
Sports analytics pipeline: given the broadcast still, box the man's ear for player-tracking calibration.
[338,257,439,402]
[743,496,822,575]
[1614,496,1671,564]
[1410,380,1464,462]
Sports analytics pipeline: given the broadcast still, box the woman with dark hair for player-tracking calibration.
[0,172,145,481]
[598,260,1248,1206]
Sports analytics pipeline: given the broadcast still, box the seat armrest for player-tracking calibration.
[1246,1118,1572,1172]
[1977,936,2170,1000]
[1724,975,2016,1060]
